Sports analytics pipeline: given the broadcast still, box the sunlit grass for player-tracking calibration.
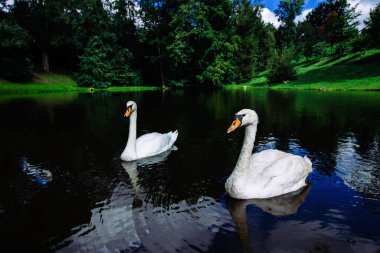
[234,49,380,91]
[0,72,161,94]
[0,73,88,94]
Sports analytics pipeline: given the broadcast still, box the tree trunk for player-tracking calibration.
[42,48,49,73]
[157,38,167,89]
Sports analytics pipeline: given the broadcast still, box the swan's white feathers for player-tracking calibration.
[225,109,312,199]
[136,131,178,158]
[230,149,312,199]
[121,100,178,161]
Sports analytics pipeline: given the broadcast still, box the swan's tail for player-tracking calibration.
[303,156,313,172]
[168,130,178,147]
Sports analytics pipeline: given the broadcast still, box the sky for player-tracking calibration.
[261,0,380,30]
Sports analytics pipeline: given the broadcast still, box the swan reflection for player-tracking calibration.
[226,184,311,253]
[58,147,232,252]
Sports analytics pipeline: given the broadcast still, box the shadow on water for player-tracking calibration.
[0,89,380,252]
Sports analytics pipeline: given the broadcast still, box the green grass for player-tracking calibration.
[106,86,161,92]
[0,72,161,95]
[0,73,89,94]
[230,49,380,91]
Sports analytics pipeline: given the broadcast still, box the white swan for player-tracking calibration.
[121,101,178,161]
[225,109,312,199]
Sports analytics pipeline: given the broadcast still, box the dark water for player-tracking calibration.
[0,89,379,252]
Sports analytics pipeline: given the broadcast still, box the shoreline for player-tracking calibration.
[1,82,380,96]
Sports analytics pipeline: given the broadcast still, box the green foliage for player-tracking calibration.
[257,24,276,71]
[2,0,380,89]
[167,0,241,87]
[77,35,140,88]
[297,21,317,57]
[312,41,330,58]
[275,0,304,25]
[351,35,367,52]
[333,41,351,56]
[0,18,33,80]
[233,0,268,82]
[267,50,297,83]
[305,0,359,44]
[275,0,305,48]
[363,3,380,48]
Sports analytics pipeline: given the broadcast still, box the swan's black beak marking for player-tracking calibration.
[124,105,133,118]
[227,114,245,133]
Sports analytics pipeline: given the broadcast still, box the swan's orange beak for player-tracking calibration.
[124,107,132,118]
[227,119,241,133]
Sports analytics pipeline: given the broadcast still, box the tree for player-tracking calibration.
[363,3,380,48]
[77,34,140,88]
[306,0,359,45]
[256,24,276,71]
[267,49,296,83]
[233,0,263,82]
[138,0,174,87]
[167,0,240,87]
[296,21,316,57]
[0,18,33,80]
[275,0,304,48]
[11,0,72,72]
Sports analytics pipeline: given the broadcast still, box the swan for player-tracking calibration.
[225,109,312,199]
[121,101,178,161]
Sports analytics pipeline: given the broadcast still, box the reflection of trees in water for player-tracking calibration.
[255,219,380,253]
[336,133,380,198]
[1,89,380,251]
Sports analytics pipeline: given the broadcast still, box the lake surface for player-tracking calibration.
[0,89,379,252]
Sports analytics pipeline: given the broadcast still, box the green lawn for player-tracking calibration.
[0,73,88,94]
[0,72,160,94]
[229,49,380,91]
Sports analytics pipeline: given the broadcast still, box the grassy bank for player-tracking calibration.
[0,73,88,94]
[228,49,380,91]
[0,72,161,94]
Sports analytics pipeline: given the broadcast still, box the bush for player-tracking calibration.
[311,41,330,58]
[77,35,141,88]
[334,41,351,56]
[267,50,296,84]
[351,36,367,52]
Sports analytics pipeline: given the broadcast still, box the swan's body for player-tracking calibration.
[225,109,312,199]
[121,101,178,161]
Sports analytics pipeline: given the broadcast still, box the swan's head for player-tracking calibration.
[124,101,137,118]
[227,109,258,133]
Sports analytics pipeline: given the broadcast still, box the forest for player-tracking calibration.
[1,0,379,88]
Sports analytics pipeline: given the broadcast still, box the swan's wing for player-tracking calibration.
[248,149,288,176]
[248,149,311,193]
[136,131,178,158]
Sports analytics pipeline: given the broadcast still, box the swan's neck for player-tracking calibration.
[234,124,257,175]
[225,124,257,198]
[122,111,137,160]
